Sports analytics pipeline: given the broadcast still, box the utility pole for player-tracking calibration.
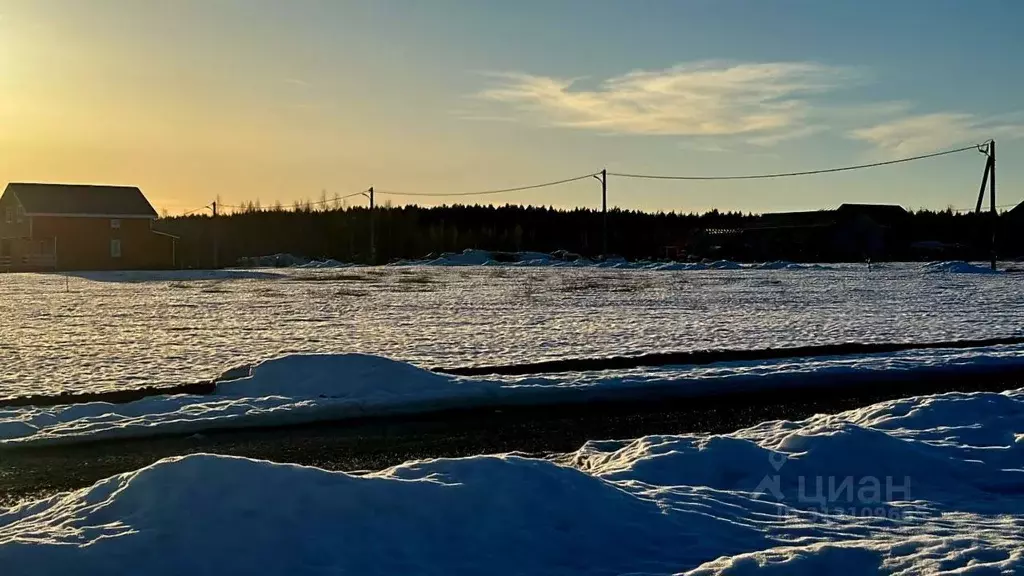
[989,140,997,271]
[974,140,998,271]
[363,187,376,264]
[593,170,607,258]
[602,169,607,258]
[974,154,992,213]
[211,201,219,269]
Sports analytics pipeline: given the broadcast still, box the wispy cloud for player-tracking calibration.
[471,61,1023,155]
[848,112,1024,156]
[474,61,863,140]
[746,124,828,147]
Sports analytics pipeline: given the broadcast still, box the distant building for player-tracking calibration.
[700,203,910,261]
[0,183,177,271]
[1001,201,1024,257]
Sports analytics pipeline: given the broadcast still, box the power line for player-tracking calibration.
[946,203,1016,214]
[171,142,996,214]
[182,205,210,216]
[301,190,370,207]
[334,190,372,203]
[609,144,984,181]
[216,189,371,212]
[375,172,599,198]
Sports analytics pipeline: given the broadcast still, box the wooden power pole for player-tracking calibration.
[989,140,997,271]
[211,201,219,269]
[368,187,376,265]
[974,140,998,271]
[601,169,608,258]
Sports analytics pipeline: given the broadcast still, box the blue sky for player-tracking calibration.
[1,0,1021,214]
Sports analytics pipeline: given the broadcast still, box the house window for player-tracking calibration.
[4,208,11,224]
[15,206,23,223]
[111,219,121,229]
[110,239,122,258]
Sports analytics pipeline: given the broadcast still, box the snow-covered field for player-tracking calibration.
[2,386,1022,575]
[3,260,1023,574]
[1,262,1021,398]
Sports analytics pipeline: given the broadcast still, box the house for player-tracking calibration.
[0,183,177,271]
[832,203,910,260]
[698,203,910,261]
[1000,201,1024,257]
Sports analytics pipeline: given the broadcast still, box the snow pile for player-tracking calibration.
[749,261,832,271]
[237,254,355,268]
[5,345,1024,446]
[413,249,586,267]
[216,353,497,401]
[296,258,350,269]
[2,387,1022,574]
[237,253,310,267]
[422,249,500,266]
[648,260,830,271]
[921,261,1001,274]
[0,355,501,445]
[397,249,839,271]
[650,261,710,271]
[571,391,1024,506]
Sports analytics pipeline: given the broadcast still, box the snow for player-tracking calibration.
[401,249,833,270]
[0,354,500,445]
[2,386,1022,575]
[216,353,465,398]
[4,344,1024,446]
[423,248,502,266]
[61,269,286,282]
[4,263,1024,399]
[237,253,357,268]
[921,261,1002,274]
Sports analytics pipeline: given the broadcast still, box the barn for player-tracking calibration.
[0,183,177,271]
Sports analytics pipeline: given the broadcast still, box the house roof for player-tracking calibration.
[836,203,908,226]
[745,210,837,230]
[4,183,158,218]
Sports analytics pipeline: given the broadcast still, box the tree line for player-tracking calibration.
[155,203,1018,267]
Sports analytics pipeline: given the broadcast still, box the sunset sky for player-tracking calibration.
[1,0,1022,215]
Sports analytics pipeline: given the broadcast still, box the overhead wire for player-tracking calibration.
[170,142,997,212]
[374,172,600,198]
[945,203,1015,214]
[214,189,371,212]
[608,143,984,181]
[181,205,210,216]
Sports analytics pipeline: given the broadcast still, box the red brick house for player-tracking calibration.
[0,183,177,271]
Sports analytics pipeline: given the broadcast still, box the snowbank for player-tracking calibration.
[237,254,355,268]
[4,345,1024,447]
[0,355,502,446]
[391,249,836,271]
[216,353,498,402]
[921,261,1002,274]
[2,386,1022,574]
[296,258,350,268]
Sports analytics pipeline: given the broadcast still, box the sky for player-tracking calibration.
[1,0,1022,215]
